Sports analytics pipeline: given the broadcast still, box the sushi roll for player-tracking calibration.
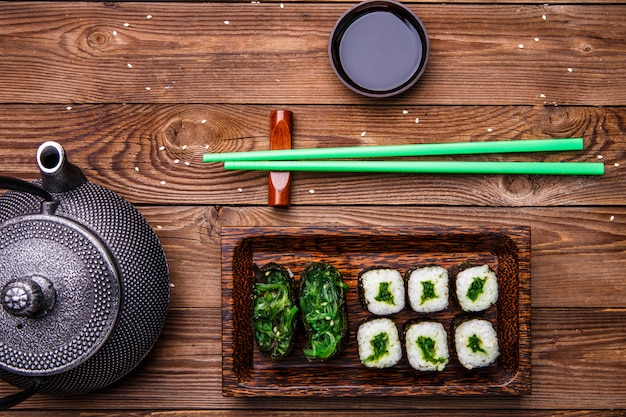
[358,267,405,315]
[357,318,402,368]
[252,262,299,360]
[404,321,449,371]
[406,265,449,313]
[299,261,349,361]
[454,264,498,312]
[454,318,500,370]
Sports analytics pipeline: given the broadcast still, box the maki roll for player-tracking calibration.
[454,264,498,312]
[252,262,299,360]
[454,318,500,370]
[404,321,449,371]
[357,318,402,368]
[406,265,449,313]
[299,261,349,361]
[358,267,405,315]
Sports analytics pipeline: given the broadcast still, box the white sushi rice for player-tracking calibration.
[455,264,498,312]
[405,321,449,371]
[360,268,405,315]
[454,318,500,370]
[407,265,449,313]
[357,318,402,368]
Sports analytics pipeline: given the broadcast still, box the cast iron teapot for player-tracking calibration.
[0,142,170,409]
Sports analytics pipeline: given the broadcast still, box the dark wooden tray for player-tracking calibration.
[221,226,531,396]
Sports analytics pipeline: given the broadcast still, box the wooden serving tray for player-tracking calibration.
[221,226,531,396]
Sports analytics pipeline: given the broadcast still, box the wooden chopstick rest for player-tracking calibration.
[268,110,293,207]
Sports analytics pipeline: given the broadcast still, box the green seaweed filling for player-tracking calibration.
[374,281,395,305]
[300,264,349,360]
[420,280,437,305]
[365,332,389,362]
[466,276,487,301]
[417,336,447,364]
[253,269,298,359]
[467,334,487,354]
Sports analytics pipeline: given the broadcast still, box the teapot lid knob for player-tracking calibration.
[1,276,55,318]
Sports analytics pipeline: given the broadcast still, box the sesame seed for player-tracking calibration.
[542,14,547,20]
[146,87,151,91]
[597,155,604,160]
[157,225,163,230]
[66,106,72,110]
[159,146,165,151]
[160,180,166,185]
[487,128,493,133]
[402,110,409,115]
[534,37,540,42]
[124,22,130,27]
[184,161,190,166]
[174,159,180,164]
[280,3,284,8]
[205,145,210,150]
[127,63,133,68]
[147,15,153,19]
[614,163,620,167]
[182,145,188,150]
[361,131,366,136]
[519,44,525,49]
[237,187,243,192]
[224,20,230,25]
[309,189,315,194]
[610,215,615,221]
[415,117,420,124]
[201,119,207,124]
[568,68,573,72]
[135,166,140,172]
[170,283,176,288]
[112,30,117,36]
[540,93,546,98]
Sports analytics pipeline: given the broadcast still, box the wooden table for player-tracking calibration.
[1,1,625,415]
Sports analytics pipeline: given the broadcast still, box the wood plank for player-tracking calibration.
[145,206,626,309]
[0,104,621,206]
[1,307,624,410]
[0,3,625,105]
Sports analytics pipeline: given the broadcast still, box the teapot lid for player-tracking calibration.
[0,214,120,376]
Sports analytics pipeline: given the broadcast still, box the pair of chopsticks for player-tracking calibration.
[203,138,604,176]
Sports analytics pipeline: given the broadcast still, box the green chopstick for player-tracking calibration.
[203,138,583,162]
[223,160,604,176]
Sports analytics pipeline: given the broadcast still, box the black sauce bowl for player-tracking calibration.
[328,0,429,98]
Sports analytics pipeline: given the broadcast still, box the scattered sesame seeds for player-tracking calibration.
[402,109,409,115]
[160,180,167,185]
[237,187,243,192]
[224,20,230,25]
[309,189,315,194]
[610,215,615,221]
[159,145,166,151]
[361,131,367,137]
[127,63,133,68]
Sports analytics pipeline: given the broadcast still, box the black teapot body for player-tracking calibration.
[0,142,169,406]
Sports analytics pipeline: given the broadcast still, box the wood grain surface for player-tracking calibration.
[1,0,625,415]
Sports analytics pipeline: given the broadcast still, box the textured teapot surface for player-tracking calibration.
[0,142,170,396]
